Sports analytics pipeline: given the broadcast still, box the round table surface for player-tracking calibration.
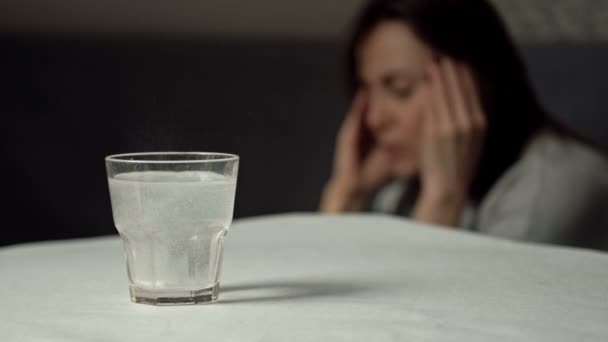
[2,214,608,341]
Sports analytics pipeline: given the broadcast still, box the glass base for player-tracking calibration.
[129,282,219,305]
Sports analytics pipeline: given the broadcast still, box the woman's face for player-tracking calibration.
[357,20,433,177]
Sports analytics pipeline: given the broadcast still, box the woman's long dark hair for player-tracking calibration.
[347,0,548,203]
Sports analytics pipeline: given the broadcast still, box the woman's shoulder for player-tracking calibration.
[525,127,608,178]
[476,127,608,248]
[485,126,608,204]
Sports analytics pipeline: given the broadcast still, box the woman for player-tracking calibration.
[320,0,608,250]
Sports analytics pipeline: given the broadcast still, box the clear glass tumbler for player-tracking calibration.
[105,152,239,305]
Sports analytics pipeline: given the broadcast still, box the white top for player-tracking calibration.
[2,214,608,341]
[373,129,608,250]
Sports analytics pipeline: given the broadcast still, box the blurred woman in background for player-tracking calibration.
[320,0,608,250]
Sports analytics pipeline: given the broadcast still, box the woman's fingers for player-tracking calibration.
[419,80,437,141]
[337,90,367,154]
[427,59,453,136]
[441,59,471,137]
[459,66,486,132]
[335,90,390,193]
[349,89,368,120]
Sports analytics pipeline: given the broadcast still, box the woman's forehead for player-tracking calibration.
[358,21,431,79]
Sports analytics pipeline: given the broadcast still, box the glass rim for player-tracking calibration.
[105,152,239,164]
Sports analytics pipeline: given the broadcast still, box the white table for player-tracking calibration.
[2,214,608,341]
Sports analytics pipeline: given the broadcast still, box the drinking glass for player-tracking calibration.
[106,152,239,305]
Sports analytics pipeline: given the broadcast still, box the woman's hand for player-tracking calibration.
[413,58,486,226]
[320,90,392,212]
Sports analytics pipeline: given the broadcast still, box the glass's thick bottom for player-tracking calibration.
[129,282,219,305]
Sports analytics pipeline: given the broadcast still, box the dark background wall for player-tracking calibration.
[1,36,345,245]
[1,1,607,246]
